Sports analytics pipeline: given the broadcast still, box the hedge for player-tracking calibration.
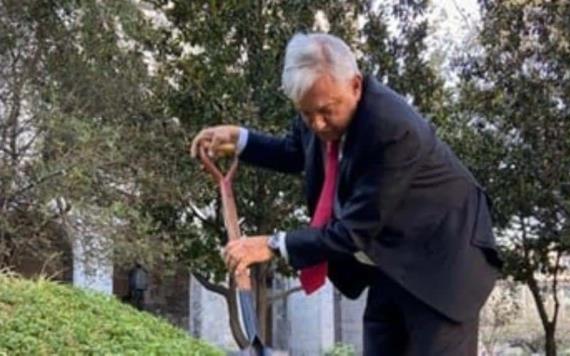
[0,272,222,355]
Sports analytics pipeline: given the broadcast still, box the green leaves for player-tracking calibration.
[455,2,570,350]
[0,0,174,270]
[0,273,223,355]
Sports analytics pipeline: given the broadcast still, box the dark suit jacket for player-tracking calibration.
[240,75,502,322]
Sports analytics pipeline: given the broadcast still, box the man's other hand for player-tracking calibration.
[190,125,241,159]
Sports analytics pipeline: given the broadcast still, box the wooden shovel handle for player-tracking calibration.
[198,145,251,290]
[198,145,237,181]
[197,144,268,354]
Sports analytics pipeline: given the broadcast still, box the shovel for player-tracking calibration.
[198,144,271,356]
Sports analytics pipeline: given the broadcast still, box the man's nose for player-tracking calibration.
[311,115,327,132]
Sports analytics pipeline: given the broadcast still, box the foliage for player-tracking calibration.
[325,343,356,356]
[0,0,184,272]
[0,272,222,355]
[455,1,570,354]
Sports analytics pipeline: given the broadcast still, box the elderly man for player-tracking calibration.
[191,33,501,355]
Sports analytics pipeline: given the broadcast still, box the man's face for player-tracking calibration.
[296,73,362,142]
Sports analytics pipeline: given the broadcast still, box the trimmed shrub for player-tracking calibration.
[0,272,222,355]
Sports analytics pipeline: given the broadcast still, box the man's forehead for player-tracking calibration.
[296,97,337,112]
[298,86,339,110]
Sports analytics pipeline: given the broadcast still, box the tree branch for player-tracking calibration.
[8,166,71,199]
[188,199,218,229]
[192,272,229,297]
[551,248,562,326]
[268,285,302,304]
[519,214,552,331]
[7,160,125,201]
[451,0,476,32]
[17,126,44,154]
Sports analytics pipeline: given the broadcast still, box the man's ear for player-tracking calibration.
[351,74,363,97]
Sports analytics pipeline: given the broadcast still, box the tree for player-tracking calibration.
[359,0,447,124]
[455,1,570,354]
[0,0,175,275]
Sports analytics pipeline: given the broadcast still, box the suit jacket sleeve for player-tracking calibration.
[285,118,433,270]
[239,117,305,174]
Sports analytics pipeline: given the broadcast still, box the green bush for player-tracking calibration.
[0,272,222,355]
[325,343,356,356]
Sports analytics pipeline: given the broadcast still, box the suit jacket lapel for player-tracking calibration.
[336,81,369,204]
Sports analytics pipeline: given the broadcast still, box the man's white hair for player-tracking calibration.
[281,33,360,104]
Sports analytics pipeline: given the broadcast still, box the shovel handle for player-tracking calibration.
[198,144,238,183]
[198,145,251,289]
[197,145,270,355]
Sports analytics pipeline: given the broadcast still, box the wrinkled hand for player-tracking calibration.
[189,125,241,159]
[224,236,274,276]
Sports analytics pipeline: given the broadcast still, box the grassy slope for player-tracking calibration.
[0,272,223,355]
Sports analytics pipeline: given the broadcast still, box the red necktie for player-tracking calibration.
[300,140,340,294]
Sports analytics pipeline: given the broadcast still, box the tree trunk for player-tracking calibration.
[527,277,558,356]
[545,326,557,356]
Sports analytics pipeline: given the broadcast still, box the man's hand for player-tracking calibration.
[224,236,274,276]
[189,125,241,159]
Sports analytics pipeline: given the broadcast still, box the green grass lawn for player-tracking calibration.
[0,272,223,355]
